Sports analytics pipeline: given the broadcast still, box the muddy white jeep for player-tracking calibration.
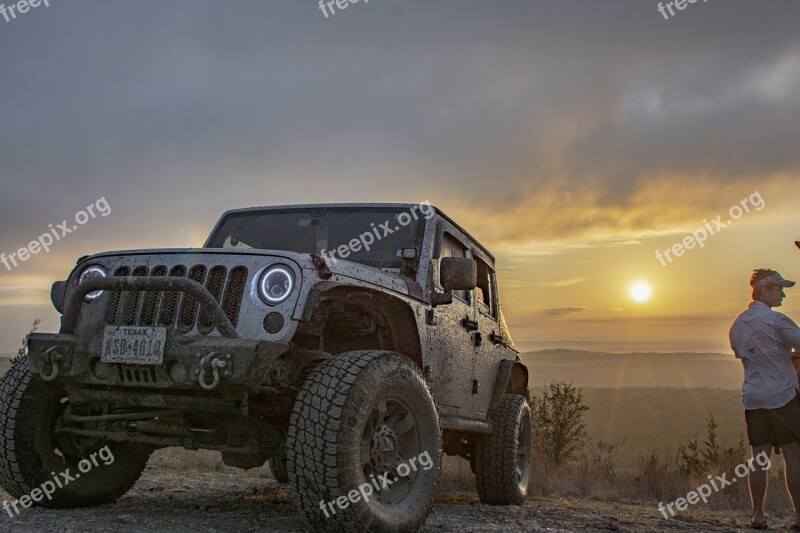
[0,203,532,531]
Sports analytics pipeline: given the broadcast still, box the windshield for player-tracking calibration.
[206,207,428,270]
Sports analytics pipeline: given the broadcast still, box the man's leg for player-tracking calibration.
[780,441,800,528]
[750,444,772,526]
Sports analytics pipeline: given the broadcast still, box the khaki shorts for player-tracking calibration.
[745,392,800,446]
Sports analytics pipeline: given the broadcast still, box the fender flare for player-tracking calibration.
[488,359,529,414]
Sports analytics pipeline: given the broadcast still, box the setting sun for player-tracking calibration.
[629,282,653,303]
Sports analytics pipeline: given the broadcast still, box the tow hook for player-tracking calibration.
[41,347,68,382]
[197,353,231,390]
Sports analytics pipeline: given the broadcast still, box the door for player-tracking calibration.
[471,255,505,416]
[425,229,476,418]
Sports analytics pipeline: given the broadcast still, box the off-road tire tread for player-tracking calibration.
[0,357,38,497]
[287,350,440,532]
[0,357,150,508]
[474,394,531,505]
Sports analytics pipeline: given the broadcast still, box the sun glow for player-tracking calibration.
[629,281,653,303]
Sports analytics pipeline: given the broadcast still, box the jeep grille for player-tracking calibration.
[105,264,248,333]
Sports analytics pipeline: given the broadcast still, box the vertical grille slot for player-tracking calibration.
[106,266,130,324]
[222,266,248,328]
[158,265,187,326]
[198,266,227,334]
[123,266,149,325]
[178,265,207,332]
[139,265,167,326]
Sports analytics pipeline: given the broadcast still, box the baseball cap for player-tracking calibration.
[752,271,796,289]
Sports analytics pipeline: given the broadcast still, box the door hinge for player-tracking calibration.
[426,308,437,326]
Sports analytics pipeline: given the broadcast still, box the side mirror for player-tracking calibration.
[432,258,476,307]
[440,257,477,291]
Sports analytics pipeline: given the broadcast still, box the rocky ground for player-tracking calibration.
[0,462,789,532]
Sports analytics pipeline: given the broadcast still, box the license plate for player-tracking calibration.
[102,326,166,365]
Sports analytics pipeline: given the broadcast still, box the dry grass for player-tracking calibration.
[148,448,273,478]
[439,455,477,499]
[149,448,222,470]
[529,443,793,515]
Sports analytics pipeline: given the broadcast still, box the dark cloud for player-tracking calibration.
[1,0,799,346]
[1,1,799,244]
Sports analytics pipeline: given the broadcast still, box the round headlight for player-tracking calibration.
[78,265,107,303]
[258,266,294,305]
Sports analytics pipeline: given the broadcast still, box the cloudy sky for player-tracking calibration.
[1,0,799,352]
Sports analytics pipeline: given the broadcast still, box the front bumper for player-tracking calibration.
[28,331,289,392]
[30,273,290,392]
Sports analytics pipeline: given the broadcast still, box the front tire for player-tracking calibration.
[287,350,441,532]
[0,357,151,508]
[474,394,533,505]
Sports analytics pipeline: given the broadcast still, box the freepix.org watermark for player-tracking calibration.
[655,191,764,267]
[319,450,434,518]
[318,0,370,19]
[2,445,115,518]
[319,200,435,265]
[657,451,771,519]
[657,0,709,21]
[1,0,51,24]
[1,197,111,273]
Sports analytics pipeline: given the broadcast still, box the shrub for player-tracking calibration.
[678,414,746,477]
[10,318,42,365]
[531,381,590,467]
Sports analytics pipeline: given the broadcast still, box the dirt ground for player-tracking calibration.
[0,461,788,533]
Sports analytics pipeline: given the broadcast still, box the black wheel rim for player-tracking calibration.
[360,395,421,505]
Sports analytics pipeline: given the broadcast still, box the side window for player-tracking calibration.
[475,258,497,319]
[438,232,470,303]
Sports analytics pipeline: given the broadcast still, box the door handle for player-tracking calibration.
[461,317,479,332]
[472,332,482,347]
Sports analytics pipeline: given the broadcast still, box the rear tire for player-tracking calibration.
[287,350,441,532]
[0,357,151,508]
[474,394,533,505]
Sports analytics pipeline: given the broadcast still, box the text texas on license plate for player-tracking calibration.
[102,326,166,365]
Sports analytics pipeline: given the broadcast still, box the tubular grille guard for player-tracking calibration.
[104,265,248,332]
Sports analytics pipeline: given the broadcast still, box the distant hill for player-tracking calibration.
[521,351,747,470]
[575,387,744,470]
[522,349,742,390]
[520,349,745,469]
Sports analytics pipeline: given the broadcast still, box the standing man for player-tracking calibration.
[730,269,800,530]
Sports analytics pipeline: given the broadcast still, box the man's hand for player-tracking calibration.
[793,350,800,376]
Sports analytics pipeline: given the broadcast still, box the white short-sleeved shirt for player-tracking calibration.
[730,301,800,410]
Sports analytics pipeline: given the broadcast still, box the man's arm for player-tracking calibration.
[729,319,743,359]
[777,314,800,352]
